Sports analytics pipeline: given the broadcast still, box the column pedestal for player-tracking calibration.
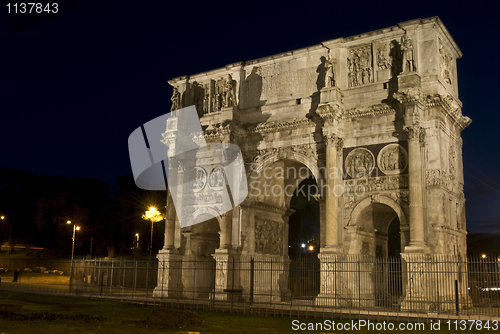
[212,249,241,301]
[320,86,342,104]
[316,253,343,307]
[153,250,183,298]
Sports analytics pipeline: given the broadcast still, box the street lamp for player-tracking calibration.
[135,233,140,249]
[66,220,80,292]
[1,215,11,241]
[142,206,164,261]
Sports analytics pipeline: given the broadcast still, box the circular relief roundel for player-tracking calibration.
[208,166,225,190]
[345,148,375,178]
[377,144,408,175]
[189,167,207,192]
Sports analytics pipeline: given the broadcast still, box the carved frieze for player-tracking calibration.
[344,175,409,193]
[210,74,238,112]
[426,169,457,191]
[348,45,373,87]
[183,191,223,205]
[378,144,408,175]
[377,43,391,70]
[255,219,283,255]
[376,40,402,79]
[345,148,374,178]
[439,42,453,86]
[252,118,315,134]
[343,104,396,119]
[449,145,457,179]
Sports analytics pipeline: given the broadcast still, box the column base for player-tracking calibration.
[403,243,429,254]
[320,246,342,254]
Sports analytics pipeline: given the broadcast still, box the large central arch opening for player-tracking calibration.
[288,176,320,300]
[248,158,321,302]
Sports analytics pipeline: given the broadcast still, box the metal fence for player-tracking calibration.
[1,255,500,320]
[65,255,500,317]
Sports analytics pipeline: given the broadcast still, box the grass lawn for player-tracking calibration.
[0,290,495,333]
[0,272,69,285]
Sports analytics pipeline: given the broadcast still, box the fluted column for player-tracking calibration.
[219,210,233,250]
[323,135,343,252]
[163,189,176,250]
[404,125,428,252]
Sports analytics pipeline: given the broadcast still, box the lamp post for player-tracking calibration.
[0,216,4,251]
[67,220,80,293]
[1,215,11,241]
[89,237,93,258]
[142,207,164,261]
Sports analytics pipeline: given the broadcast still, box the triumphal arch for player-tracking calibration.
[154,17,471,310]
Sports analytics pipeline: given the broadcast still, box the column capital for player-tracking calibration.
[325,134,343,150]
[404,125,425,143]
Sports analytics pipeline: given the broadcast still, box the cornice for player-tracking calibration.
[343,104,396,119]
[249,118,316,134]
[425,94,471,131]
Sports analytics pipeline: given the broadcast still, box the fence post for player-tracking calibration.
[69,257,74,294]
[92,258,96,286]
[121,259,125,294]
[100,271,104,296]
[231,256,235,312]
[133,260,137,294]
[270,257,273,305]
[145,260,150,297]
[250,257,254,304]
[110,259,114,294]
[455,279,459,316]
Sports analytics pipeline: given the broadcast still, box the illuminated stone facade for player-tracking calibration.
[154,17,471,311]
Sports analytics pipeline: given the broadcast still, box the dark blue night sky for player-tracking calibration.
[1,1,500,234]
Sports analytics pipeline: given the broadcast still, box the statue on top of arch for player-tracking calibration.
[401,33,416,73]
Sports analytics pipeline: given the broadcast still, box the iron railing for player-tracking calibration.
[1,255,499,320]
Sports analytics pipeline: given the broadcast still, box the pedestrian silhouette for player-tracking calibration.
[13,269,19,282]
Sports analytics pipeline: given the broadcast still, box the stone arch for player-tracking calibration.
[348,195,407,229]
[247,155,320,208]
[247,149,323,187]
[185,207,223,229]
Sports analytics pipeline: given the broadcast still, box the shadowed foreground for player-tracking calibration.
[0,290,494,333]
